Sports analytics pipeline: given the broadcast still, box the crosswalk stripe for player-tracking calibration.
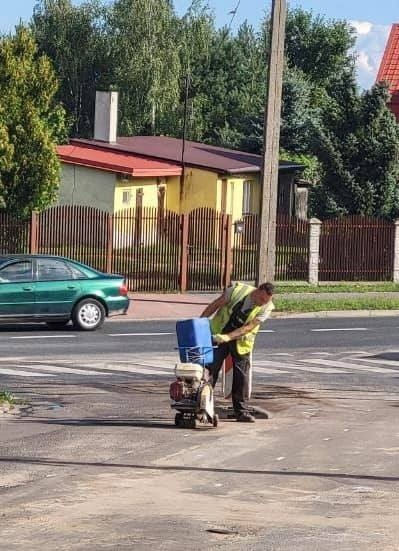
[348,357,399,368]
[254,360,342,374]
[17,364,110,376]
[0,367,53,377]
[252,366,291,374]
[300,358,399,374]
[77,363,171,377]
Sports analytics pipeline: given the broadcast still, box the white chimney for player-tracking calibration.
[94,91,118,143]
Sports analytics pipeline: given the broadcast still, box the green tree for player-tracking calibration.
[108,0,181,135]
[310,80,399,219]
[283,8,355,87]
[0,26,66,215]
[184,21,264,148]
[32,0,108,138]
[239,65,317,156]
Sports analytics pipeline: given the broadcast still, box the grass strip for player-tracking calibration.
[276,283,399,294]
[275,297,399,313]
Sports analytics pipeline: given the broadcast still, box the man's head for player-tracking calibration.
[251,282,274,306]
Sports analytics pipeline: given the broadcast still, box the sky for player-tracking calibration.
[0,0,397,89]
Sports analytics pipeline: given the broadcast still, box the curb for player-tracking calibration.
[109,309,399,322]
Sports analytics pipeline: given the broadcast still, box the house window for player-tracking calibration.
[242,180,254,214]
[122,189,132,206]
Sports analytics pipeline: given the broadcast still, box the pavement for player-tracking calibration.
[1,317,399,549]
[125,292,399,321]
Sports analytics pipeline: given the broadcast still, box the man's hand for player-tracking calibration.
[213,333,231,344]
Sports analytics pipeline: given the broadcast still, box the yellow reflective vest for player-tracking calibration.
[210,282,274,355]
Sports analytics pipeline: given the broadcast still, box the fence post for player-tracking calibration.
[308,218,322,285]
[393,220,399,283]
[106,213,114,274]
[179,213,189,292]
[30,211,38,254]
[223,214,233,288]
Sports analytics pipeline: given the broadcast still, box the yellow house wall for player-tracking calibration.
[114,176,163,211]
[180,168,218,213]
[165,175,181,213]
[58,164,116,213]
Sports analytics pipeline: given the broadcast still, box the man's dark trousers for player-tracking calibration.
[208,341,250,414]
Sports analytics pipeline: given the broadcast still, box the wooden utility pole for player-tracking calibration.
[257,0,287,284]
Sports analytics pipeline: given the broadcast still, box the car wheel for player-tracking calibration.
[46,321,70,329]
[72,298,105,331]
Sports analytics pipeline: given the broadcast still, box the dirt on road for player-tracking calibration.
[0,381,398,550]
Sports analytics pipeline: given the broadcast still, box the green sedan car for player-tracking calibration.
[0,254,129,330]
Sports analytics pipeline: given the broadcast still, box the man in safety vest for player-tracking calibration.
[201,282,275,422]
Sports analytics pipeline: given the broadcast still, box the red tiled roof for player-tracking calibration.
[377,24,399,91]
[57,144,182,177]
[71,136,303,175]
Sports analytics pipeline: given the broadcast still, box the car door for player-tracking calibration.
[34,258,82,317]
[0,260,35,317]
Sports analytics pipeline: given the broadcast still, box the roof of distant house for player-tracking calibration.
[57,144,182,177]
[377,23,399,120]
[70,136,303,175]
[377,24,399,91]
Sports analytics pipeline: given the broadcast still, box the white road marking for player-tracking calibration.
[349,357,399,368]
[17,364,110,376]
[252,366,291,375]
[10,335,76,340]
[0,368,53,377]
[264,353,293,357]
[300,358,399,374]
[259,330,275,333]
[108,332,174,337]
[254,360,342,374]
[311,328,368,332]
[78,362,172,377]
[309,352,333,356]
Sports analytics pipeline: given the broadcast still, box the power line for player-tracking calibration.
[228,0,241,30]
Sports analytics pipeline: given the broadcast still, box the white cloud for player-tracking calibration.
[350,20,391,90]
[351,21,373,36]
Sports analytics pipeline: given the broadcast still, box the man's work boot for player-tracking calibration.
[236,411,255,423]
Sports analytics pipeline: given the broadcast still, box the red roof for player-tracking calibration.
[377,24,399,120]
[57,144,182,177]
[377,24,399,90]
[72,136,302,175]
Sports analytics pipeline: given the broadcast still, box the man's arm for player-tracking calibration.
[200,294,228,318]
[226,319,260,341]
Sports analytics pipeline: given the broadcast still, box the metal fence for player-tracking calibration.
[186,208,230,291]
[2,206,396,290]
[232,213,310,282]
[112,207,181,292]
[319,215,395,281]
[36,205,109,272]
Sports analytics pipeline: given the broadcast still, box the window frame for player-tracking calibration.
[242,180,254,215]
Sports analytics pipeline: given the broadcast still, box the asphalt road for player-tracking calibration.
[0,315,398,357]
[2,315,399,550]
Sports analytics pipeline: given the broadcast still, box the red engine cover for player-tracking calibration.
[170,380,184,401]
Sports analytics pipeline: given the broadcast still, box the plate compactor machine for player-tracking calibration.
[170,318,219,429]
